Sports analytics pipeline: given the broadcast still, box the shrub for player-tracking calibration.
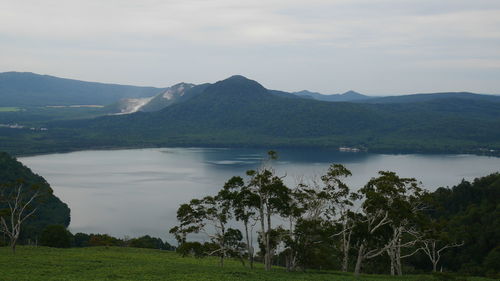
[40,225,72,248]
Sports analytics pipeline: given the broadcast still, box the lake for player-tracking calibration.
[18,147,500,244]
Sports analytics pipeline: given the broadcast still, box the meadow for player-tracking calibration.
[0,246,494,281]
[0,107,20,112]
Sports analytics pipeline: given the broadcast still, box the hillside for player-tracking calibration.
[49,75,500,154]
[1,75,500,155]
[0,72,164,106]
[0,152,70,240]
[293,90,371,102]
[0,246,493,281]
[357,92,500,104]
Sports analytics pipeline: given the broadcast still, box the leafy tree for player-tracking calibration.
[223,176,259,268]
[319,164,360,272]
[40,224,72,248]
[170,190,236,267]
[73,232,90,247]
[128,235,173,250]
[354,171,425,276]
[246,151,291,271]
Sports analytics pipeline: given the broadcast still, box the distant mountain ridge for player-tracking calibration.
[356,92,500,104]
[0,72,165,106]
[292,90,372,102]
[39,75,500,156]
[3,71,499,111]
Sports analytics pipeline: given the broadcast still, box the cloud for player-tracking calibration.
[0,0,499,93]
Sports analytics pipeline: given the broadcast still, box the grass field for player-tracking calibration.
[0,246,495,281]
[0,107,21,112]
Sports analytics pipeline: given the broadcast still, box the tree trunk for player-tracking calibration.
[265,210,272,271]
[219,222,225,268]
[354,243,365,277]
[244,221,254,269]
[341,226,351,272]
[396,241,402,276]
[11,239,17,254]
[258,203,268,270]
[388,249,395,276]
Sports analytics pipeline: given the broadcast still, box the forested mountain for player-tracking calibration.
[1,75,500,155]
[46,75,500,154]
[293,90,371,102]
[0,152,70,242]
[358,92,500,104]
[0,72,164,106]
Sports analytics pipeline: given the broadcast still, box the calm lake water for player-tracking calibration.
[18,147,500,243]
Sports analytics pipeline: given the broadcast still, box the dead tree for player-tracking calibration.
[420,239,464,272]
[0,184,40,253]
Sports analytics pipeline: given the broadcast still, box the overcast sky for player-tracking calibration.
[1,0,499,95]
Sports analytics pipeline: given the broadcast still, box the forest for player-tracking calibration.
[169,152,500,278]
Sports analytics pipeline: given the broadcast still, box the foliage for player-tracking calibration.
[128,235,174,250]
[0,152,70,243]
[408,173,500,276]
[40,225,72,248]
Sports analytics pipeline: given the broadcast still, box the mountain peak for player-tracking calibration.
[341,90,363,96]
[199,75,269,100]
[227,74,248,79]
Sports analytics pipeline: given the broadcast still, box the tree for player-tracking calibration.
[246,151,291,271]
[201,192,233,267]
[354,171,424,276]
[223,176,259,268]
[419,219,464,272]
[170,190,235,267]
[40,224,72,248]
[0,183,41,253]
[320,164,359,272]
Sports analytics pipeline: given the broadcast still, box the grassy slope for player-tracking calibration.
[0,107,21,112]
[0,247,494,281]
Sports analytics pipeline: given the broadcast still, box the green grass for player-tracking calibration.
[0,107,21,112]
[0,247,494,281]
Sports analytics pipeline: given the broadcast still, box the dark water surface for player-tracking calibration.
[19,147,500,243]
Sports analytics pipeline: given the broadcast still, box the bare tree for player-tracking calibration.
[0,184,40,253]
[420,238,464,272]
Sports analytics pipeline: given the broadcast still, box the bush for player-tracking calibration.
[40,225,72,248]
[128,235,174,250]
[88,234,123,247]
[177,242,204,258]
[483,247,500,278]
[73,233,90,247]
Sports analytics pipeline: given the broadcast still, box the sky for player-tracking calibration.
[1,0,500,95]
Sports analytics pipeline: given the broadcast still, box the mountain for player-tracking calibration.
[108,82,198,114]
[35,75,499,156]
[357,92,500,104]
[293,90,372,102]
[0,72,164,106]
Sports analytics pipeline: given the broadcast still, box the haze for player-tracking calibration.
[1,0,499,95]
